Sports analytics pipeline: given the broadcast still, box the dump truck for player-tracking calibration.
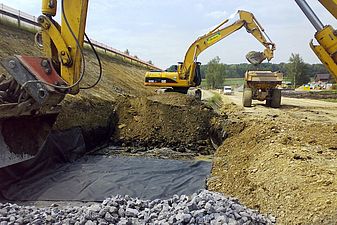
[242,71,283,108]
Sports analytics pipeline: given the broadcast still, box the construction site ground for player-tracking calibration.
[1,23,337,225]
[207,91,337,225]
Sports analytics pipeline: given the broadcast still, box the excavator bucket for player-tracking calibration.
[0,55,66,168]
[246,51,266,65]
[0,115,57,168]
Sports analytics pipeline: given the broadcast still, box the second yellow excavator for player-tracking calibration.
[144,10,275,98]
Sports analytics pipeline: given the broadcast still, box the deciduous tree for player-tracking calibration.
[205,56,226,89]
[287,53,309,87]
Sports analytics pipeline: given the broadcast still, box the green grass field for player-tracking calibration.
[201,78,244,88]
[223,78,244,87]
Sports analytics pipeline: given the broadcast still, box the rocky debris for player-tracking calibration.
[0,190,275,224]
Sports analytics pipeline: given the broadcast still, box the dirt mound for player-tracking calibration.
[208,104,337,225]
[111,93,218,154]
[282,90,337,100]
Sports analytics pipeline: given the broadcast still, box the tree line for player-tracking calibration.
[196,54,329,89]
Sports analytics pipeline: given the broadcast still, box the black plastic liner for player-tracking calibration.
[0,129,211,201]
[0,128,86,199]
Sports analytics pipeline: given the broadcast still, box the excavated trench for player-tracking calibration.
[0,94,234,202]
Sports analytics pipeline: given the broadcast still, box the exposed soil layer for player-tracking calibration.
[208,92,337,225]
[111,93,219,155]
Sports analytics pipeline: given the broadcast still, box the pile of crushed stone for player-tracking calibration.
[0,190,275,224]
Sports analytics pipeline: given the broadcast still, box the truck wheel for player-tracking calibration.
[243,88,252,107]
[271,89,281,108]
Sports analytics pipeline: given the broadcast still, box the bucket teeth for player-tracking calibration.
[0,76,30,104]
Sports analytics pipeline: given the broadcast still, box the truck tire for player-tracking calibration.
[243,88,252,107]
[271,89,281,108]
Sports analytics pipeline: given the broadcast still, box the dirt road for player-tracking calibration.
[222,91,337,123]
[207,90,337,225]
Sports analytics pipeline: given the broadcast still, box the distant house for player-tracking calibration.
[314,74,331,83]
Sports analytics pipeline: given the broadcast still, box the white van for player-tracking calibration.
[223,86,233,95]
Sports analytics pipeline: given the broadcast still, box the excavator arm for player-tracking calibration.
[181,10,275,85]
[40,0,89,93]
[0,0,91,161]
[295,0,337,82]
[145,10,275,91]
[0,0,89,118]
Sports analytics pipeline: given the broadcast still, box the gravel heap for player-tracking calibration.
[0,190,276,225]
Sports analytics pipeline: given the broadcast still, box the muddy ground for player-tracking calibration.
[208,91,337,225]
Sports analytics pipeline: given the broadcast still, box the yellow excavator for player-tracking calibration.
[295,0,337,82]
[144,10,276,98]
[0,0,95,158]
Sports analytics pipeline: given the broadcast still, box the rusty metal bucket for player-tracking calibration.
[0,55,66,168]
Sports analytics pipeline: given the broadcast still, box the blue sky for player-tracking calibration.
[1,0,337,68]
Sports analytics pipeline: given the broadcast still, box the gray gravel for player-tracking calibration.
[0,190,275,224]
